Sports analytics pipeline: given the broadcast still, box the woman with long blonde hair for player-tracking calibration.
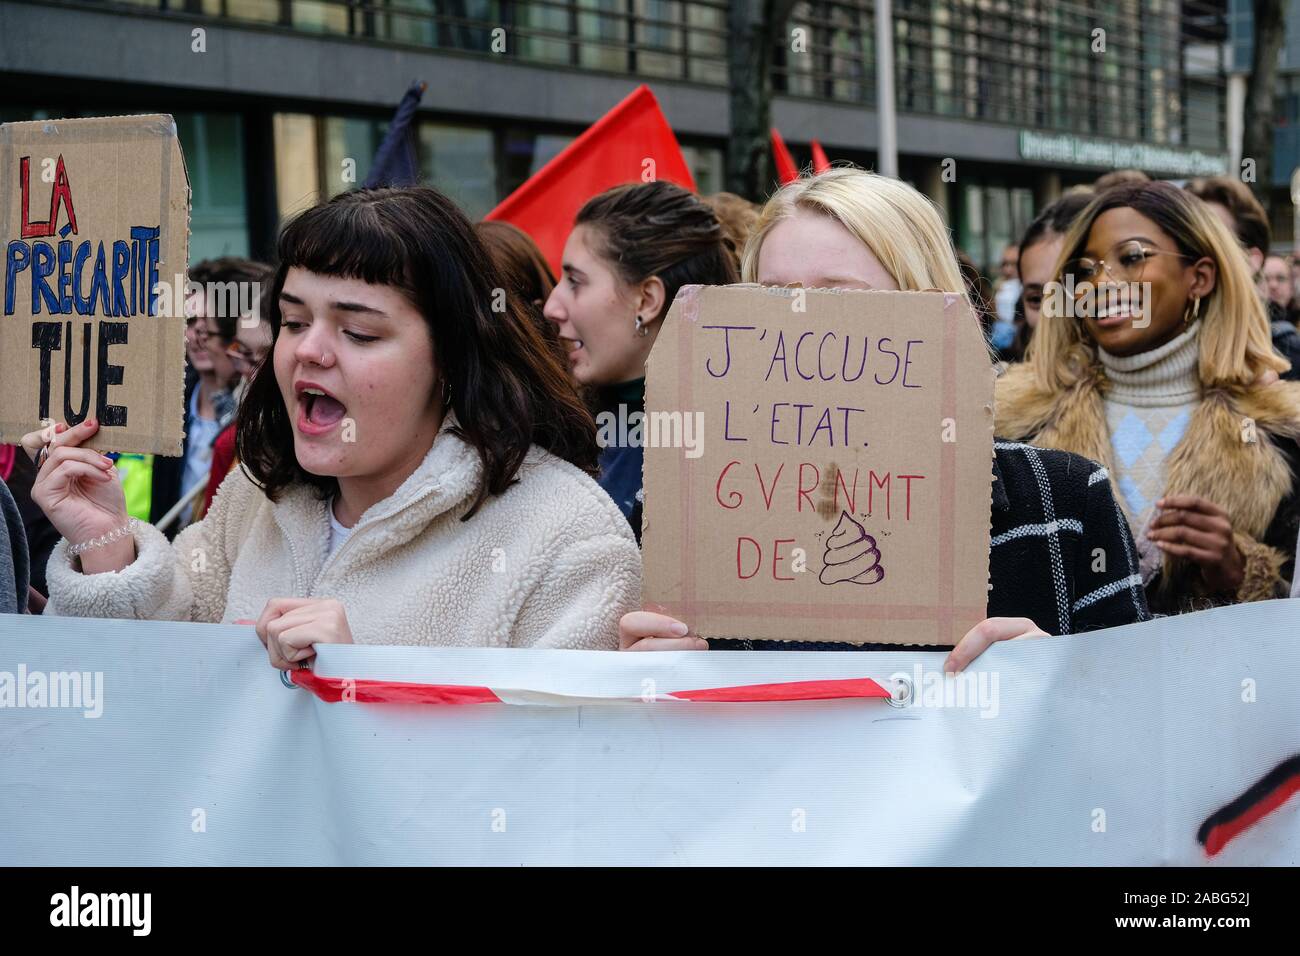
[619,168,1150,666]
[997,180,1300,613]
[740,168,969,295]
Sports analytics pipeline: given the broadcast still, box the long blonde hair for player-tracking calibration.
[740,168,968,299]
[1025,180,1285,392]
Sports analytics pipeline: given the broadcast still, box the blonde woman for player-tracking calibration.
[996,180,1300,613]
[620,169,1149,666]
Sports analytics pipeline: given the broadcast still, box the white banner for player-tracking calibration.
[1,601,1298,865]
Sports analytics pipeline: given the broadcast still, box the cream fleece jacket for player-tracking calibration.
[45,417,641,649]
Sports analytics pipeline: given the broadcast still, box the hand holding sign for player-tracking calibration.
[618,609,709,651]
[616,607,1048,671]
[22,418,134,572]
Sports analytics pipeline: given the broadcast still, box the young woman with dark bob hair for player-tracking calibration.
[23,187,641,666]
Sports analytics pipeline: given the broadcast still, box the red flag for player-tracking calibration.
[811,139,831,173]
[771,128,799,185]
[485,85,696,273]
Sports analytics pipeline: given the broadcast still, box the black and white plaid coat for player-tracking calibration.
[982,440,1149,635]
[710,440,1150,651]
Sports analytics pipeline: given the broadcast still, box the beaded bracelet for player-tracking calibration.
[69,519,139,558]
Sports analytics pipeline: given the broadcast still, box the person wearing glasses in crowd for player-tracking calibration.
[113,258,273,534]
[989,242,1021,356]
[1184,176,1300,379]
[203,264,276,514]
[1010,188,1094,362]
[1260,254,1297,319]
[997,181,1300,614]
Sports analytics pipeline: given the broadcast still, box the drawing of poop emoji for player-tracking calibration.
[819,511,884,586]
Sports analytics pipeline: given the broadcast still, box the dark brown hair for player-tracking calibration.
[955,248,995,340]
[1093,168,1151,192]
[575,180,739,319]
[1064,181,1216,267]
[474,220,563,362]
[1185,175,1271,255]
[1010,189,1096,360]
[237,186,598,517]
[701,191,760,273]
[1017,190,1096,272]
[188,257,274,342]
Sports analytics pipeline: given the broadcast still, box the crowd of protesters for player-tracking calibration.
[4,158,1300,673]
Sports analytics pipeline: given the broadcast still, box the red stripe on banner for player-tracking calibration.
[669,677,892,703]
[290,669,502,705]
[1203,773,1300,857]
[291,671,893,706]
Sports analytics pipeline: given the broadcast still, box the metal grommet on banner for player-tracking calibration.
[886,672,913,709]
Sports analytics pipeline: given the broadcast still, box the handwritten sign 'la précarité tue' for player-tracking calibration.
[1,114,189,455]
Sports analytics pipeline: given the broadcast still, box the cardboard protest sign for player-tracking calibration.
[643,286,994,645]
[1,114,189,455]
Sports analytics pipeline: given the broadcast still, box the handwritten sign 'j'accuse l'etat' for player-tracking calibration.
[643,286,994,646]
[0,115,189,456]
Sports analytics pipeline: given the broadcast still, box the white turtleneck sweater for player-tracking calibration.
[1098,320,1202,582]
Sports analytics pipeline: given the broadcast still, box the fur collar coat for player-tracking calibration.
[995,362,1300,612]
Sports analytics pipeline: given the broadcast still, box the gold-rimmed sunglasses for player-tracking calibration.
[1063,239,1197,290]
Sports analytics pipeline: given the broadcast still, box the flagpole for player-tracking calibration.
[875,0,898,178]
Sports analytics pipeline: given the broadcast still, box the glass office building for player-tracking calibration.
[2,0,1234,269]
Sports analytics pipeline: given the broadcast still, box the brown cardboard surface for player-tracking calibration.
[1,114,189,455]
[642,285,994,645]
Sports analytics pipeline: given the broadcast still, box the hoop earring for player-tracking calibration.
[1184,295,1201,327]
[634,315,649,338]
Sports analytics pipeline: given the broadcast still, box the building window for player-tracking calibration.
[217,0,282,25]
[500,128,576,198]
[686,2,728,85]
[517,2,573,64]
[273,113,323,220]
[419,124,497,219]
[636,0,685,78]
[681,144,724,195]
[321,116,387,196]
[579,0,630,72]
[383,0,438,46]
[958,180,1035,273]
[291,0,351,35]
[175,112,251,260]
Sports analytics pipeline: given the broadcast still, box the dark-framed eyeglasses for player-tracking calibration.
[185,318,210,344]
